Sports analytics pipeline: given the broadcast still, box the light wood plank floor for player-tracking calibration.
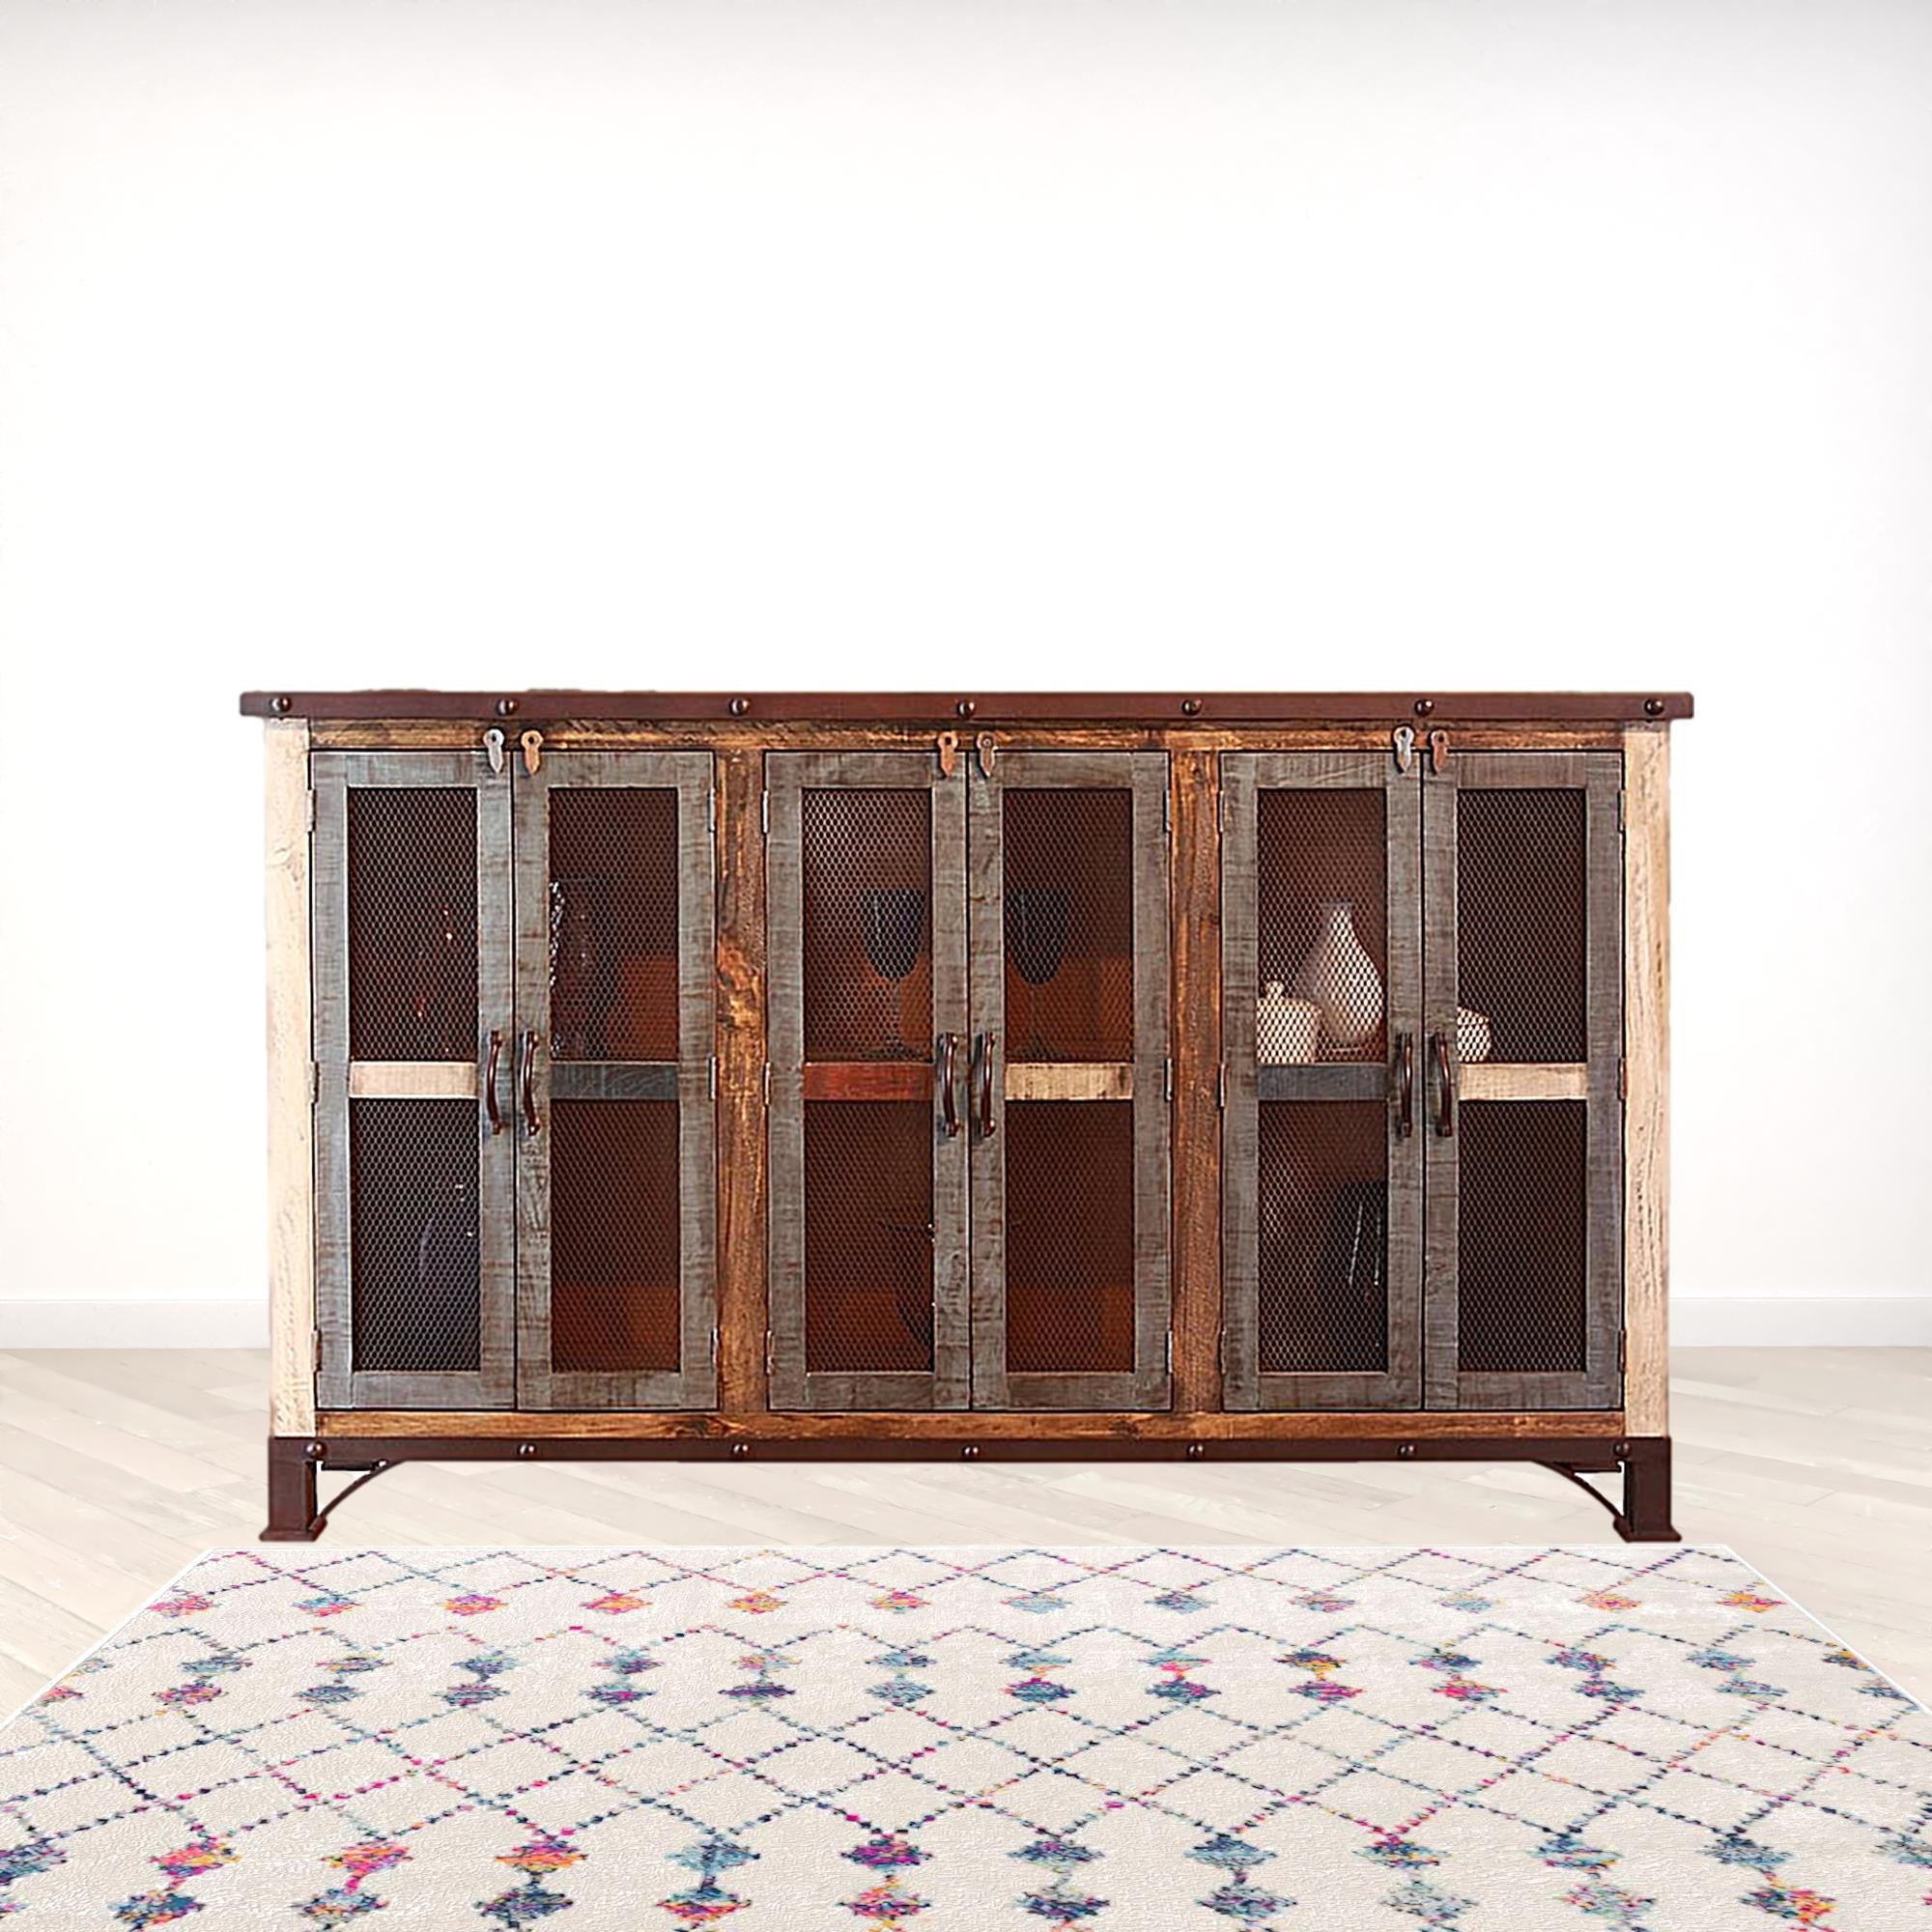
[0,1348,1925,1717]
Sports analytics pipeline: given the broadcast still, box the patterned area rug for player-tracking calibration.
[1,1547,1926,1927]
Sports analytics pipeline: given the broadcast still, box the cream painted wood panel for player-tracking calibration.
[1624,726,1671,1435]
[263,721,314,1437]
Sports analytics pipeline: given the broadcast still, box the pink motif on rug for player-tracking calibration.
[0,1547,1925,1926]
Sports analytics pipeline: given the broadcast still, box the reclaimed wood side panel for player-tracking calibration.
[265,720,316,1435]
[1623,726,1670,1435]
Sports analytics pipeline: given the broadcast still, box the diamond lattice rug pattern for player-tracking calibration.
[1,1546,1926,1926]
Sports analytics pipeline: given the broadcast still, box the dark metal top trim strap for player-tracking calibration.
[242,690,1694,724]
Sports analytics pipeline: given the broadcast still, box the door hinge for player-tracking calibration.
[710,1323,720,1363]
[1216,1065,1227,1110]
[762,1062,772,1107]
[1164,1058,1174,1103]
[1162,786,1172,835]
[760,790,770,837]
[1617,1331,1628,1374]
[310,1062,321,1105]
[306,788,317,833]
[1618,1055,1629,1100]
[311,1325,323,1371]
[708,788,718,834]
[708,1055,719,1099]
[764,1331,775,1376]
[1164,1332,1173,1377]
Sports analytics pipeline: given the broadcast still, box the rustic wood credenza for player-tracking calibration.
[242,691,1689,1542]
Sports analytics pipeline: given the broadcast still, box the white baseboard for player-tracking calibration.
[0,1301,270,1349]
[1668,1296,1932,1348]
[0,1296,1926,1350]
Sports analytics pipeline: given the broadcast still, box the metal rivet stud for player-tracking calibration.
[956,699,977,719]
[518,1442,536,1460]
[1180,697,1202,717]
[305,1441,327,1462]
[1413,698,1435,718]
[497,696,519,718]
[961,1443,980,1460]
[1644,697,1665,718]
[270,694,293,716]
[1613,1441,1630,1461]
[1185,1442,1206,1461]
[728,696,751,717]
[730,1441,751,1460]
[1397,1441,1416,1459]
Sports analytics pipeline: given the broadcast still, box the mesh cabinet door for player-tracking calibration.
[312,751,515,1409]
[514,752,717,1410]
[1221,754,1423,1411]
[767,753,970,1410]
[1423,753,1624,1410]
[968,753,1171,1410]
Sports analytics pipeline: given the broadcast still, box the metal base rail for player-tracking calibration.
[265,1433,1679,1544]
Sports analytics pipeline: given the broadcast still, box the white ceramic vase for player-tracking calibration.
[1292,899,1382,1050]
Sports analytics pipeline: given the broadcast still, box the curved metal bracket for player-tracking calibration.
[1541,1461,1625,1527]
[263,1442,396,1543]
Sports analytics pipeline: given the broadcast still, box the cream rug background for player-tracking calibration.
[1,1545,1926,1926]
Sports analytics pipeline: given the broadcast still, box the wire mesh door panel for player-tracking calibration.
[1423,753,1624,1410]
[1220,754,1423,1411]
[312,752,515,1409]
[968,753,1170,1410]
[767,753,970,1410]
[515,753,717,1410]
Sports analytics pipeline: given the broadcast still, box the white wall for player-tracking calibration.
[2,0,1927,1342]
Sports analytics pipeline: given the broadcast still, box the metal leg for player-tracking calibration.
[1539,1436,1681,1543]
[262,1436,321,1543]
[1616,1435,1681,1544]
[262,1436,400,1543]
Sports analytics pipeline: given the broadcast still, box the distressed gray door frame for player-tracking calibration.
[1423,752,1624,1410]
[515,752,718,1410]
[1220,753,1424,1411]
[766,752,971,1410]
[968,752,1172,1411]
[312,750,516,1410]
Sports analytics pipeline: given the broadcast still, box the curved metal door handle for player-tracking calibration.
[1431,1031,1455,1138]
[518,1028,542,1137]
[484,1030,504,1135]
[1394,1031,1413,1139]
[937,1032,961,1138]
[975,1031,998,1139]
